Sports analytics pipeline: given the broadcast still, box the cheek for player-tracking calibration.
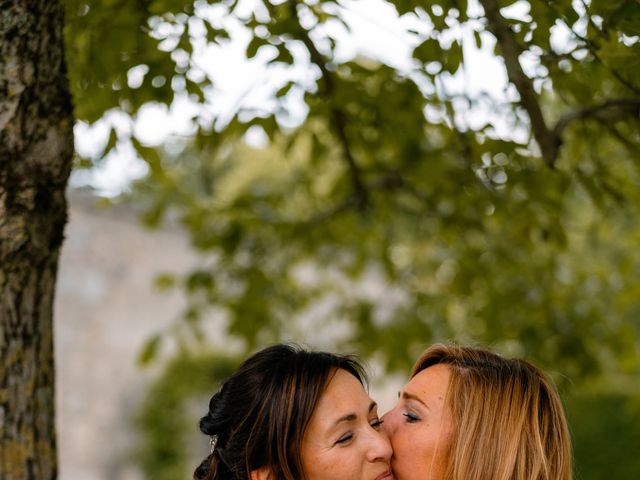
[303,447,357,480]
[313,459,340,477]
[382,407,401,436]
[322,452,360,480]
[384,415,408,455]
[389,425,409,455]
[389,423,437,466]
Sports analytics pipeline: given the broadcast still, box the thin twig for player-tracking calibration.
[305,196,360,224]
[557,0,640,96]
[285,0,369,210]
[370,170,433,204]
[597,119,640,155]
[479,0,560,168]
[553,98,640,138]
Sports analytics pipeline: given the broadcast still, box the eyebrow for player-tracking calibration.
[399,391,430,409]
[332,401,378,427]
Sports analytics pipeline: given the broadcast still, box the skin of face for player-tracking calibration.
[382,364,452,480]
[300,369,394,480]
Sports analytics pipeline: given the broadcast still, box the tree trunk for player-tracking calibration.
[0,0,74,478]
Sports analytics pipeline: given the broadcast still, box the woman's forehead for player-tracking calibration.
[404,364,451,403]
[313,370,375,421]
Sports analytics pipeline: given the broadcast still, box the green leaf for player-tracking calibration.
[473,30,482,49]
[154,273,176,291]
[138,334,162,366]
[273,44,294,65]
[246,36,268,59]
[103,127,118,157]
[413,38,442,64]
[275,82,294,98]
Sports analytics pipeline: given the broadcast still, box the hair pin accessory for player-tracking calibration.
[209,434,218,453]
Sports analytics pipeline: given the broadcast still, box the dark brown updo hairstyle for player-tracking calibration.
[194,343,366,480]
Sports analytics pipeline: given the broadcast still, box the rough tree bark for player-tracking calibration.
[0,1,74,478]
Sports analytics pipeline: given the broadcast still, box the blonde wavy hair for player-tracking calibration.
[412,344,572,480]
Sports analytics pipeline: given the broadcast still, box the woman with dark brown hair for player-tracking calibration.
[194,343,393,480]
[383,343,572,480]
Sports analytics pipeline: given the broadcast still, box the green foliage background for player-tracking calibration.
[62,0,640,477]
[134,353,240,480]
[567,390,640,479]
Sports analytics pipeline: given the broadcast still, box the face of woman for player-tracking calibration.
[382,364,452,480]
[301,369,394,480]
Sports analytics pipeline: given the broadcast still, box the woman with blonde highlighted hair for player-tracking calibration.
[383,343,572,480]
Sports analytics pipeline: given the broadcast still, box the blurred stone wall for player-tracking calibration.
[54,191,199,480]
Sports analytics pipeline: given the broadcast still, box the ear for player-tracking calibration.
[250,467,274,480]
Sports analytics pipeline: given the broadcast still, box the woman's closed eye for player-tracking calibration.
[402,411,420,423]
[335,432,353,445]
[334,417,383,445]
[370,418,384,429]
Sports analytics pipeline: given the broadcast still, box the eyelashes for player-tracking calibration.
[370,418,384,429]
[334,418,384,445]
[335,433,353,445]
[403,412,420,423]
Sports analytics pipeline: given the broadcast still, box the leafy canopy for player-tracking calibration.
[64,0,640,379]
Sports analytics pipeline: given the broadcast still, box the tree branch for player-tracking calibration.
[551,0,640,96]
[305,196,360,224]
[285,0,369,211]
[553,98,640,139]
[564,29,640,96]
[370,170,432,203]
[597,119,640,155]
[300,171,434,225]
[479,0,560,168]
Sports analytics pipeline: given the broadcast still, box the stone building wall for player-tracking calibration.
[54,191,200,480]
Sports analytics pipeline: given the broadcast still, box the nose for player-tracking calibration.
[366,423,393,462]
